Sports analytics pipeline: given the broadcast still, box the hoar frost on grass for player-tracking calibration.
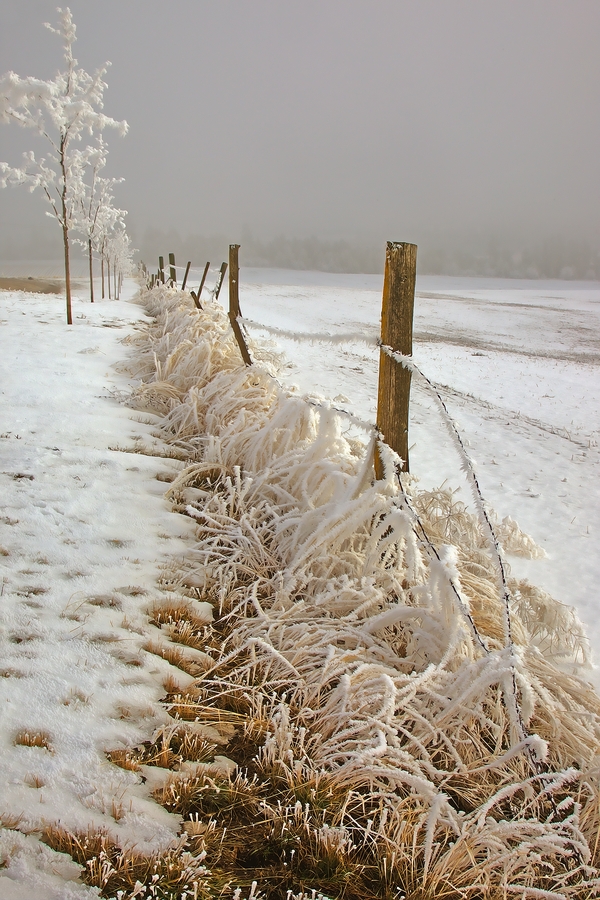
[26,282,600,899]
[107,283,600,899]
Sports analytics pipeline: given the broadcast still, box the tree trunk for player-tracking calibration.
[88,238,94,303]
[59,140,72,325]
[63,223,72,325]
[101,253,105,299]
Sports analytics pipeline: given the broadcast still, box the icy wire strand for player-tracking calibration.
[379,342,529,750]
[238,312,515,627]
[239,311,514,652]
[379,344,514,648]
[239,312,490,657]
[172,298,529,751]
[238,317,377,433]
[239,315,379,347]
[241,300,529,746]
[391,461,490,657]
[232,309,516,647]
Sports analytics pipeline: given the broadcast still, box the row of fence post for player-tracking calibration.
[143,240,417,475]
[145,253,228,306]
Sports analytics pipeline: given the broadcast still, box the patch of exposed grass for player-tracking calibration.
[41,825,212,899]
[14,730,52,751]
[109,442,190,461]
[108,725,217,772]
[24,772,45,789]
[87,593,123,609]
[143,639,207,676]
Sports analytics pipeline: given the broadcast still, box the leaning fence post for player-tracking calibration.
[196,261,210,305]
[228,244,252,366]
[213,261,228,300]
[181,261,191,291]
[191,261,210,308]
[375,241,417,478]
[169,252,177,286]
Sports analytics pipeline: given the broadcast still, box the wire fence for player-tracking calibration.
[140,250,547,774]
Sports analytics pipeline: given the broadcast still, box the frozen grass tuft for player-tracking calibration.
[107,724,217,772]
[41,825,212,899]
[14,730,52,751]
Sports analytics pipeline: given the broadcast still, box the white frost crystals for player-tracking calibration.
[125,282,600,898]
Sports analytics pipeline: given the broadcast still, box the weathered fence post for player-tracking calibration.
[191,261,210,308]
[213,261,228,301]
[228,244,252,366]
[229,245,240,318]
[375,241,417,478]
[169,252,177,285]
[158,256,165,284]
[195,261,210,307]
[181,261,191,291]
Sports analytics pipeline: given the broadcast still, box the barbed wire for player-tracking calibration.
[148,283,537,760]
[379,342,530,751]
[241,313,522,689]
[239,315,379,347]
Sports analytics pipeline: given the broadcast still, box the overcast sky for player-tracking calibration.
[1,0,599,255]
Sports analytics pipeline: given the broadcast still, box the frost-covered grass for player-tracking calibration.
[82,282,600,899]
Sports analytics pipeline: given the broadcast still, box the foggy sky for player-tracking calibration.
[1,0,599,258]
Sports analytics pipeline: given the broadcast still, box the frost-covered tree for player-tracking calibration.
[72,136,126,303]
[92,199,128,300]
[109,226,135,300]
[0,8,127,324]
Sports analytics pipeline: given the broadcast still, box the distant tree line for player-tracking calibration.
[4,223,598,282]
[139,228,600,280]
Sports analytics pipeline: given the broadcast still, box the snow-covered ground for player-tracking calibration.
[0,282,198,898]
[0,268,598,896]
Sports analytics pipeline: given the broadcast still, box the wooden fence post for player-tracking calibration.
[158,256,165,284]
[169,252,177,285]
[181,261,191,291]
[228,244,252,366]
[229,245,240,318]
[375,241,417,478]
[197,261,210,304]
[213,261,228,301]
